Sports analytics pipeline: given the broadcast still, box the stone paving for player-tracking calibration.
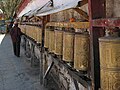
[0,34,47,90]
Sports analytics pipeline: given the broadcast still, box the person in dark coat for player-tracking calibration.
[10,22,22,57]
[8,21,14,33]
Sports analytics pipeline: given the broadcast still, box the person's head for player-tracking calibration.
[13,21,18,27]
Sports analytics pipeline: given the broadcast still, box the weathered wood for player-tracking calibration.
[78,0,88,7]
[88,0,106,89]
[73,8,89,21]
[46,22,89,29]
[43,62,54,79]
[40,16,46,84]
[92,18,120,27]
[50,54,92,88]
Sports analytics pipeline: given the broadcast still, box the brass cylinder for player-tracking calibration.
[35,26,42,43]
[44,29,49,48]
[22,25,26,34]
[74,33,90,71]
[48,29,55,52]
[33,26,37,41]
[19,25,25,34]
[99,37,120,90]
[54,30,63,55]
[63,31,74,62]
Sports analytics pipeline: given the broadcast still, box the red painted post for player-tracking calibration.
[88,0,106,89]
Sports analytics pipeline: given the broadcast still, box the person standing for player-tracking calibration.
[10,21,22,57]
[7,21,14,33]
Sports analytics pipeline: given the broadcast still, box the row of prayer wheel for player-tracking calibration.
[19,25,42,43]
[44,27,90,71]
[99,36,120,90]
[20,24,120,89]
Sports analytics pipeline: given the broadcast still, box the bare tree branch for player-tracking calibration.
[0,0,22,19]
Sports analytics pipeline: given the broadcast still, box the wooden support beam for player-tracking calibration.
[78,0,88,7]
[73,8,89,21]
[46,22,89,29]
[40,16,46,84]
[40,15,50,85]
[92,18,120,27]
[88,0,106,90]
[50,54,92,88]
[43,62,54,79]
[35,16,43,21]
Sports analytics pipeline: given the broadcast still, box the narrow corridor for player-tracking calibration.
[0,34,47,90]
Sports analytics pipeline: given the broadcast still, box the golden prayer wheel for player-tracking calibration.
[54,29,63,55]
[23,25,26,34]
[35,26,42,43]
[32,26,36,40]
[74,33,90,71]
[63,31,74,62]
[99,37,120,90]
[36,27,42,43]
[33,26,37,41]
[27,25,31,37]
[48,29,55,52]
[22,25,26,34]
[44,29,49,48]
[30,26,32,37]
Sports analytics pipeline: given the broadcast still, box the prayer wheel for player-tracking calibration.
[19,25,25,34]
[33,26,37,41]
[35,26,42,43]
[39,27,42,43]
[54,29,63,55]
[23,25,26,34]
[99,37,120,90]
[25,25,29,36]
[31,26,36,40]
[44,29,49,48]
[74,33,90,71]
[48,29,55,53]
[63,31,74,62]
[28,25,31,37]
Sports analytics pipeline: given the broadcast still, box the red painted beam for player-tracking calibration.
[17,0,31,16]
[92,18,120,27]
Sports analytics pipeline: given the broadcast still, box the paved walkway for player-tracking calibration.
[0,34,47,90]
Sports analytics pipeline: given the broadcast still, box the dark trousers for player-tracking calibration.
[13,41,20,57]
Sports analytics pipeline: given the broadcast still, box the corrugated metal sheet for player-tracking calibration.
[36,0,81,16]
[18,0,50,17]
[18,0,81,17]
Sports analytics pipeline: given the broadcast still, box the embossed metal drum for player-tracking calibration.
[22,25,26,34]
[74,33,90,71]
[35,26,42,43]
[54,30,63,55]
[48,29,55,52]
[25,25,29,37]
[29,26,33,38]
[63,31,74,62]
[33,26,37,41]
[99,37,120,90]
[44,29,49,48]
